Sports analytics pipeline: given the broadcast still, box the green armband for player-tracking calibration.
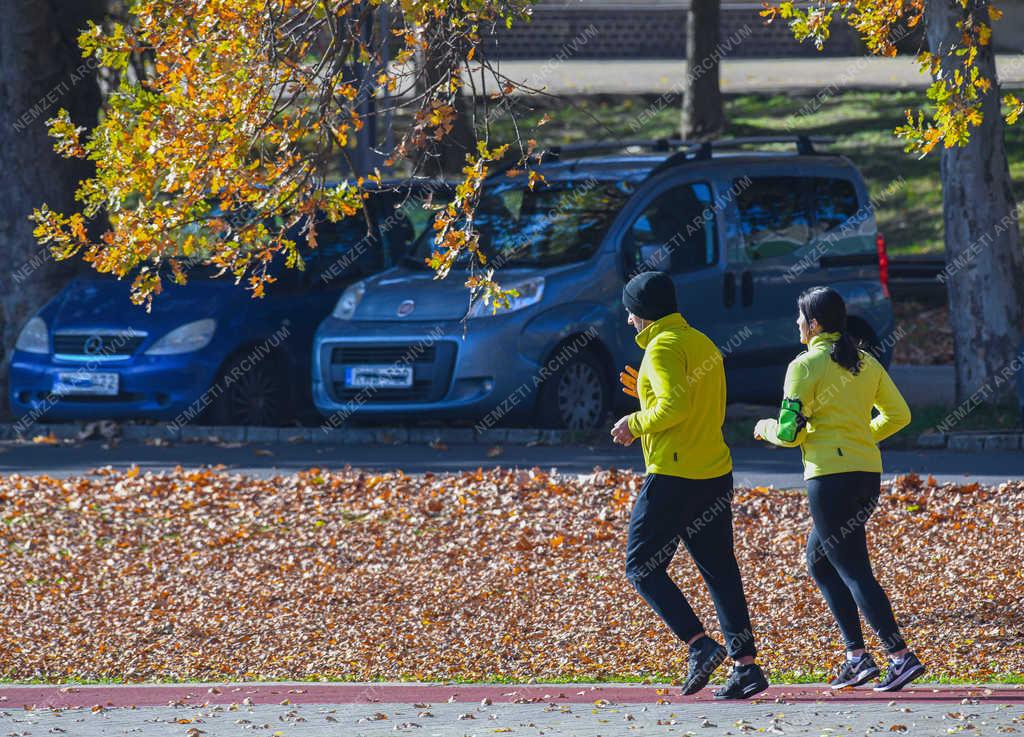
[776,397,807,443]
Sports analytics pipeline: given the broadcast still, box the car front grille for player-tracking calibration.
[327,342,455,404]
[53,333,145,357]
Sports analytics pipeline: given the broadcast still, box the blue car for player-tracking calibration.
[9,182,450,426]
[312,137,896,430]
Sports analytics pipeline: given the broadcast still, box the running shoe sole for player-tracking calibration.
[830,664,880,690]
[873,662,926,692]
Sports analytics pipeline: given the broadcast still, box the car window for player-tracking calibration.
[734,176,812,260]
[624,182,718,274]
[311,185,454,278]
[811,177,861,234]
[408,179,632,269]
[375,185,453,266]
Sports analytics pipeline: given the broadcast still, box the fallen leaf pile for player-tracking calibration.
[0,468,1020,682]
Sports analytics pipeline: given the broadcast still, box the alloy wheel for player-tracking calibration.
[555,361,605,430]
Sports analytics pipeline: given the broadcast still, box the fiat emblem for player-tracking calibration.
[397,299,415,317]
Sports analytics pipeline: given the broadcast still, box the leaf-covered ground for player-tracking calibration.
[0,468,1021,683]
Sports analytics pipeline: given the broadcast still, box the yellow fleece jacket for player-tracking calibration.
[754,332,911,480]
[626,313,733,480]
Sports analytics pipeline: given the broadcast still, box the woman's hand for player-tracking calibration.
[619,364,639,398]
[610,415,636,446]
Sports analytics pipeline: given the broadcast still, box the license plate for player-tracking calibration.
[53,371,119,396]
[344,365,413,389]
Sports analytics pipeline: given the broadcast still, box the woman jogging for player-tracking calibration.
[754,286,924,692]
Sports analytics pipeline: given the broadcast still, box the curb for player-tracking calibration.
[0,421,587,448]
[0,682,1019,709]
[916,430,1023,452]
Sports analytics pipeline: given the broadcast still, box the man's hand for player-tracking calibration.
[753,418,771,441]
[619,364,639,398]
[611,415,637,446]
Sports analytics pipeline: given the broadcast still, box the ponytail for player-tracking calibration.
[798,286,862,375]
[830,330,862,375]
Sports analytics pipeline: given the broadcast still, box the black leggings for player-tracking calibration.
[625,472,757,660]
[806,471,907,654]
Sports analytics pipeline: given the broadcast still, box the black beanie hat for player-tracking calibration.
[622,271,678,321]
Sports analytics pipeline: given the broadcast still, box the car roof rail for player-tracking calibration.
[699,135,836,155]
[488,134,837,180]
[644,134,836,179]
[483,139,686,180]
[541,138,685,161]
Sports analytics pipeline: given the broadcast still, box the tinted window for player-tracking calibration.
[624,182,718,273]
[734,176,811,260]
[409,179,633,268]
[812,177,860,234]
[312,186,453,278]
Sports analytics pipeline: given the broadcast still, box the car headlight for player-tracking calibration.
[145,318,217,355]
[15,317,48,354]
[467,277,545,319]
[332,281,366,320]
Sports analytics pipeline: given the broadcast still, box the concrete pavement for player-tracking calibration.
[1,683,1021,736]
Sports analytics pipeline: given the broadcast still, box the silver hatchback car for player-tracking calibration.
[312,137,896,430]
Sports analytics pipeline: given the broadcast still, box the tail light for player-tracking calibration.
[876,231,890,298]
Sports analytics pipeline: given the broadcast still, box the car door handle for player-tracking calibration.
[723,272,736,308]
[741,271,754,307]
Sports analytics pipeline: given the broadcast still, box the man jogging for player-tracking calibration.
[611,270,769,700]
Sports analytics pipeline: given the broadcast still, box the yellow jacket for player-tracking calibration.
[626,313,733,479]
[755,332,911,479]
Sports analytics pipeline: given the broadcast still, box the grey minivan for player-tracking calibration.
[312,137,896,430]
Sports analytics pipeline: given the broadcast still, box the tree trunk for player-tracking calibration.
[680,0,723,139]
[925,0,1024,403]
[0,0,104,414]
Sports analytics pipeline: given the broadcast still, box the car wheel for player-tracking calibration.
[537,351,611,431]
[210,354,292,426]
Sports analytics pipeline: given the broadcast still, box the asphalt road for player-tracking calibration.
[2,439,1022,487]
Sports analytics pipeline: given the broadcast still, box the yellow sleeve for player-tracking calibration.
[626,343,690,436]
[757,355,816,448]
[870,366,911,443]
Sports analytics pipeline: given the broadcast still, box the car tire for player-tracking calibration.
[536,349,612,431]
[208,352,293,426]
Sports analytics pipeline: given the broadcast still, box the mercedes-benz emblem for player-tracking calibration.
[397,299,415,317]
[83,335,104,355]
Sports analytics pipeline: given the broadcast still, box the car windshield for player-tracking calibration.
[407,178,633,269]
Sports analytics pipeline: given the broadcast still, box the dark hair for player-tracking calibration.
[798,286,862,374]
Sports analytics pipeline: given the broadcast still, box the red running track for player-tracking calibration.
[0,683,1020,710]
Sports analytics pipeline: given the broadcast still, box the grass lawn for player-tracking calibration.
[487,89,1024,256]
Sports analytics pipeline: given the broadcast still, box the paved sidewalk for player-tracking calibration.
[3,440,1023,484]
[1,683,1021,736]
[483,55,1024,95]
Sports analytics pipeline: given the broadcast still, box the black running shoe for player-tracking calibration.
[713,663,770,700]
[829,654,880,689]
[681,637,727,695]
[873,652,926,692]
